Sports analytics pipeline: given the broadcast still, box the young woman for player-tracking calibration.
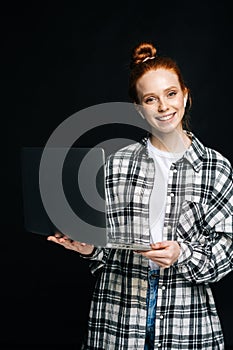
[48,42,233,349]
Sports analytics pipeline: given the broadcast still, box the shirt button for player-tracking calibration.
[161,285,166,290]
[173,168,177,173]
[160,315,164,319]
[170,193,174,197]
[158,343,161,347]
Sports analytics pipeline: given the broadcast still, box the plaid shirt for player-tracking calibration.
[81,132,233,350]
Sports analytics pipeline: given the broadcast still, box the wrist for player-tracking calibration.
[79,246,97,258]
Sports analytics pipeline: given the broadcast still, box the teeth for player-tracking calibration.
[157,114,173,121]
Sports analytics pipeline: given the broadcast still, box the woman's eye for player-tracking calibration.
[168,91,177,97]
[145,96,156,103]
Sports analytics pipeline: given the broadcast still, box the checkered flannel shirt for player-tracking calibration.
[81,132,233,350]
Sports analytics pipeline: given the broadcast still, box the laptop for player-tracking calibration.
[21,146,151,251]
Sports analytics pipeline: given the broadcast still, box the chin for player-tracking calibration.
[153,123,177,133]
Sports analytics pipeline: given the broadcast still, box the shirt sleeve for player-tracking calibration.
[80,247,111,275]
[175,214,233,283]
[175,157,233,283]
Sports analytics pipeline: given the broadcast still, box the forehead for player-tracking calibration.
[136,68,180,94]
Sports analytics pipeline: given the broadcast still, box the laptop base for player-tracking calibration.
[106,242,151,251]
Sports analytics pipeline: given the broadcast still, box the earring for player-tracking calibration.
[184,97,187,108]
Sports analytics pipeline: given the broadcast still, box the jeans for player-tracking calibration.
[144,269,160,350]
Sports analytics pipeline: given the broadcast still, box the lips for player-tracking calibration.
[155,113,175,121]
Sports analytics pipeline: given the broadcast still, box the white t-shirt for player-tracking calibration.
[147,139,185,269]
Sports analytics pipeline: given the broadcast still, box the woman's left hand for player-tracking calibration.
[136,241,180,268]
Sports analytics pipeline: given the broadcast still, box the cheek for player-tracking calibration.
[172,98,183,110]
[172,100,185,118]
[141,105,155,118]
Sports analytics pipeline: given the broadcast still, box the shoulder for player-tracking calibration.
[106,141,145,164]
[191,132,232,175]
[203,145,232,175]
[201,144,232,198]
[104,141,147,177]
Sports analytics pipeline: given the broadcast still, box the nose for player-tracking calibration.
[158,99,168,112]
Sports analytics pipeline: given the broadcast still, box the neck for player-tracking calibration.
[150,128,191,153]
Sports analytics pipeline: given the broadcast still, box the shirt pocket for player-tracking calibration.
[176,200,209,242]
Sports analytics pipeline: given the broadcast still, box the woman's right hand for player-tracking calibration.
[47,232,95,255]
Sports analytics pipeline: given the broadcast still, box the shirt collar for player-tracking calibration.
[183,131,205,172]
[139,131,205,172]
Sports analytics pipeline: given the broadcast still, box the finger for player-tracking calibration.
[58,237,73,244]
[150,242,163,250]
[140,251,170,263]
[62,236,74,243]
[62,234,72,240]
[157,241,173,248]
[54,232,64,238]
[47,236,59,242]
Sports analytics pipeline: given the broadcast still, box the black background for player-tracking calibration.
[3,1,233,349]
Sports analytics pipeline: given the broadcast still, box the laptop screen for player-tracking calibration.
[21,146,107,247]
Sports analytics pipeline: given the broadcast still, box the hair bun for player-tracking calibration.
[130,42,157,68]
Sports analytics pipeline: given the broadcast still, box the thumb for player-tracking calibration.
[151,241,170,249]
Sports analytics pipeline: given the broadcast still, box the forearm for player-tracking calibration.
[79,247,110,275]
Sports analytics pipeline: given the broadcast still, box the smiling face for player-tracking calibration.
[136,68,187,136]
